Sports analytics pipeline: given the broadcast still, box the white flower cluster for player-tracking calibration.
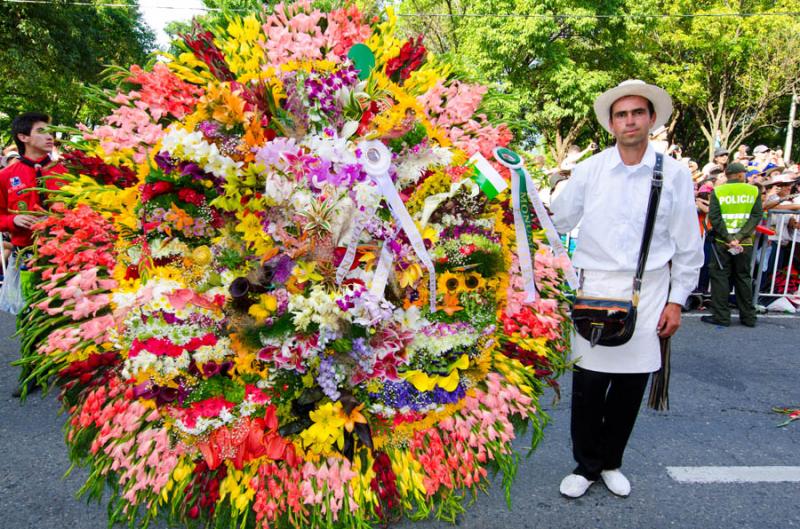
[174,406,236,437]
[161,126,242,179]
[288,286,345,334]
[193,336,232,364]
[395,146,453,188]
[122,350,191,381]
[407,326,480,358]
[366,401,444,418]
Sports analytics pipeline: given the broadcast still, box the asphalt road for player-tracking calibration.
[1,312,798,529]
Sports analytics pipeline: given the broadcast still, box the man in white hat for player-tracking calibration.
[551,80,704,498]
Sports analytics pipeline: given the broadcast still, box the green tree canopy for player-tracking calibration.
[634,0,800,161]
[397,0,638,162]
[0,0,154,143]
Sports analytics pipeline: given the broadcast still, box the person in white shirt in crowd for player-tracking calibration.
[667,143,683,160]
[750,144,771,171]
[551,80,703,499]
[733,144,751,162]
[649,125,669,154]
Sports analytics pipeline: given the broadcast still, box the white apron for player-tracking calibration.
[571,266,670,373]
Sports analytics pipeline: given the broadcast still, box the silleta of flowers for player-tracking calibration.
[18,4,573,528]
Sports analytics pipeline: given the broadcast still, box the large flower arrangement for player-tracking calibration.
[18,4,573,528]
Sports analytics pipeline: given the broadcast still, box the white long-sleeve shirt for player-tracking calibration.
[551,144,704,306]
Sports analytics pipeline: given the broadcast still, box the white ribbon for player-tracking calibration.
[335,205,375,285]
[358,141,437,311]
[493,148,579,302]
[509,169,538,301]
[519,166,580,290]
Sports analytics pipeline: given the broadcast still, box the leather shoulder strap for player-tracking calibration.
[632,153,664,305]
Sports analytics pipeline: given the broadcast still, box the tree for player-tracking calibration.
[0,0,154,142]
[635,0,800,161]
[397,0,636,162]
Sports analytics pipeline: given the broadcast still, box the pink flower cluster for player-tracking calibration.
[114,63,204,121]
[76,380,178,506]
[419,80,513,158]
[34,204,117,277]
[80,106,164,164]
[251,461,305,526]
[251,456,358,527]
[37,267,116,320]
[261,2,374,66]
[261,1,327,65]
[324,6,373,57]
[413,373,535,494]
[80,63,202,163]
[299,458,357,518]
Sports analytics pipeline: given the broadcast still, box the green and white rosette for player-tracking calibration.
[481,148,578,300]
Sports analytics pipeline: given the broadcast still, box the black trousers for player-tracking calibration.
[571,366,650,481]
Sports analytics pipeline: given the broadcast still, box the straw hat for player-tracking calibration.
[763,173,799,187]
[593,80,673,134]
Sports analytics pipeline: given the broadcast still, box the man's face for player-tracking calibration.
[714,154,729,165]
[608,96,656,148]
[18,121,53,157]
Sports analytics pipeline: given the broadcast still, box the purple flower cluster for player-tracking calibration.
[154,151,225,191]
[305,66,360,116]
[370,380,466,411]
[317,354,343,401]
[308,158,367,188]
[349,337,376,373]
[440,224,500,243]
[144,206,216,238]
[254,137,299,169]
[282,72,310,130]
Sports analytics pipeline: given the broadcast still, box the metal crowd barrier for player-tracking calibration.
[753,209,799,305]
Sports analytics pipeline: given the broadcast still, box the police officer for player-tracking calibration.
[702,162,762,327]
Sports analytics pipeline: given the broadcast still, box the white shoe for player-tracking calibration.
[601,469,631,497]
[559,473,594,498]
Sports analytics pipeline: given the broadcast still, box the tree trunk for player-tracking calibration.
[548,117,588,165]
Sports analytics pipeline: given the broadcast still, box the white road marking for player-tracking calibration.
[667,466,800,483]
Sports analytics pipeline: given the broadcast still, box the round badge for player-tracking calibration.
[17,201,28,211]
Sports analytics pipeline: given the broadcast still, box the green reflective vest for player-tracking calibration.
[713,182,759,237]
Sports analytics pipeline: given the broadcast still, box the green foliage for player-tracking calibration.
[0,1,154,144]
[184,375,246,405]
[632,0,800,160]
[396,1,800,161]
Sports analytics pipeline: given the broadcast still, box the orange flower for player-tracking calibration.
[165,203,194,231]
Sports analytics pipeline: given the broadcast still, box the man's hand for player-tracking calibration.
[657,302,682,338]
[13,214,38,229]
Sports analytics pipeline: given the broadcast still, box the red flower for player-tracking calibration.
[459,244,477,256]
[129,337,184,358]
[140,180,174,202]
[177,187,206,206]
[385,36,426,84]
